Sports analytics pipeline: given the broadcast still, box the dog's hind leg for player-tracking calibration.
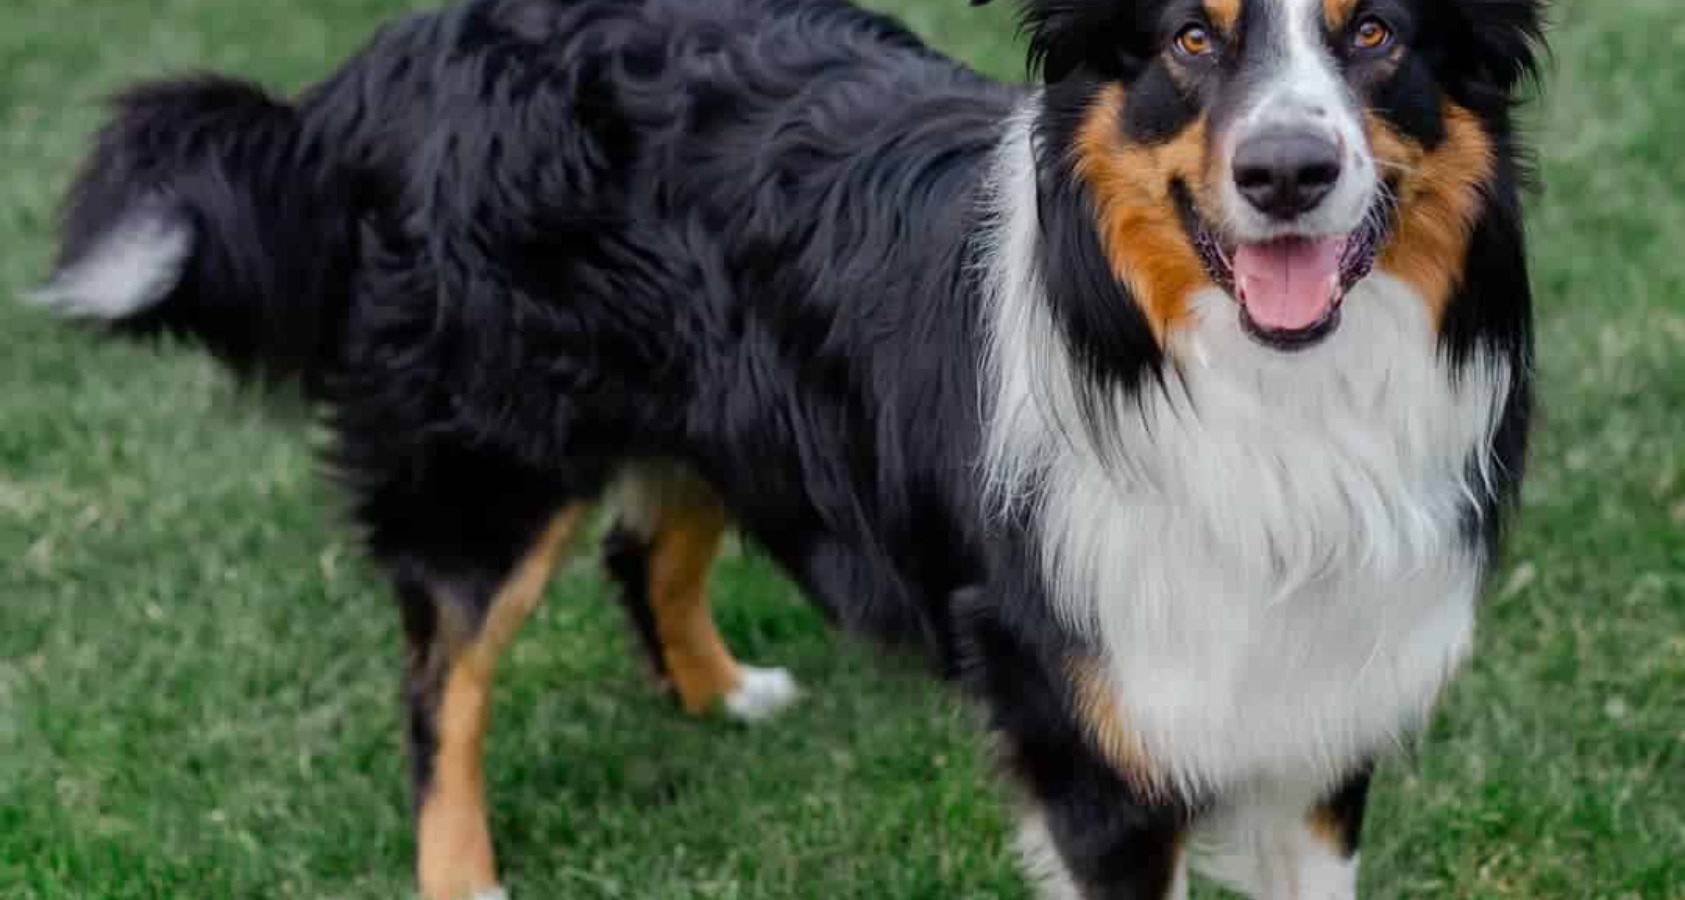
[602,465,801,722]
[390,495,589,900]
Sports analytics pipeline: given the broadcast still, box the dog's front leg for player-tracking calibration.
[957,593,1190,900]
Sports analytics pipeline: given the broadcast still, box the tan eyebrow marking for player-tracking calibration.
[1207,0,1241,33]
[1323,0,1360,31]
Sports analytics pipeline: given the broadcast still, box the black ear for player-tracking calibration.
[1448,0,1549,94]
[971,0,994,6]
[1019,0,1160,83]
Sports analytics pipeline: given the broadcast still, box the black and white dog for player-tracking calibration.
[32,0,1543,896]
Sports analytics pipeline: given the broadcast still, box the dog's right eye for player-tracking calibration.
[1174,24,1215,58]
[1351,16,1395,53]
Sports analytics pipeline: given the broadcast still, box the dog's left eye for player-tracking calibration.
[1174,24,1215,58]
[1352,16,1394,52]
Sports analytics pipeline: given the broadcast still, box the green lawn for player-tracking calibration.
[1,0,1680,897]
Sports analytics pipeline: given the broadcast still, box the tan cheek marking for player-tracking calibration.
[417,508,584,900]
[1372,105,1495,326]
[1323,0,1359,31]
[1069,657,1166,800]
[1073,84,1215,342]
[646,500,743,714]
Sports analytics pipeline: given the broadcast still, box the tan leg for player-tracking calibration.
[412,507,584,900]
[646,498,744,713]
[608,467,800,721]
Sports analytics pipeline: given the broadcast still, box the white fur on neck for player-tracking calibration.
[979,99,1507,793]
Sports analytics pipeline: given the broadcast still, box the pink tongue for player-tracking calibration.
[1233,237,1347,331]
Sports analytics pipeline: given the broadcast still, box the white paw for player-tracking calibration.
[723,665,801,722]
[470,888,509,900]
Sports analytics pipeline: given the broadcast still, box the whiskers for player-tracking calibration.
[1370,156,1420,178]
[1368,176,1403,233]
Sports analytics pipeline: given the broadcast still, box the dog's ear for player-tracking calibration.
[1448,0,1549,94]
[970,0,994,6]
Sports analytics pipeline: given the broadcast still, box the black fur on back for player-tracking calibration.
[43,0,1021,657]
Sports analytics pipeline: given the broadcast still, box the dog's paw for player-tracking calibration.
[723,665,801,722]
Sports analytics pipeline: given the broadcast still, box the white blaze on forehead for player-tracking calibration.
[1243,0,1353,128]
[1221,0,1377,241]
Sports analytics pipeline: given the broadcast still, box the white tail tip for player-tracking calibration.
[28,212,192,319]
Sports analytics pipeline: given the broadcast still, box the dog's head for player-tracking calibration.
[1011,0,1544,352]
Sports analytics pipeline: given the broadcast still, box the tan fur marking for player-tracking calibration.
[1372,105,1495,325]
[417,665,499,900]
[1069,657,1165,799]
[1206,0,1240,33]
[417,508,584,900]
[1323,0,1359,31]
[1073,84,1215,340]
[647,498,742,713]
[1306,803,1350,854]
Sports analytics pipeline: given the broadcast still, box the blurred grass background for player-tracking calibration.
[1,0,1680,897]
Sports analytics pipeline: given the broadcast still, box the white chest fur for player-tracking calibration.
[1045,282,1503,792]
[980,116,1509,794]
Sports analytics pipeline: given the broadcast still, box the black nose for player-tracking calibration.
[1232,130,1342,219]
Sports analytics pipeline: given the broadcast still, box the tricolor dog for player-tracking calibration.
[32,0,1545,896]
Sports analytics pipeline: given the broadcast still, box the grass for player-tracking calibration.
[0,0,1680,897]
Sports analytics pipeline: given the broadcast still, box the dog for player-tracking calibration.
[30,0,1544,896]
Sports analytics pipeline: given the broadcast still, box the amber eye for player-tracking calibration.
[1175,25,1215,57]
[1352,17,1393,52]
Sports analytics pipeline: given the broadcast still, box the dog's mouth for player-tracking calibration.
[1176,183,1387,352]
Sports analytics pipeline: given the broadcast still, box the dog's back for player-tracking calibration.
[31,4,1018,895]
[38,0,1013,477]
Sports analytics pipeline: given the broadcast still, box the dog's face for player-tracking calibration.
[1024,0,1543,351]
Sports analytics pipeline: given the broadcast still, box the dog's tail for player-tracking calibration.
[29,75,355,391]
